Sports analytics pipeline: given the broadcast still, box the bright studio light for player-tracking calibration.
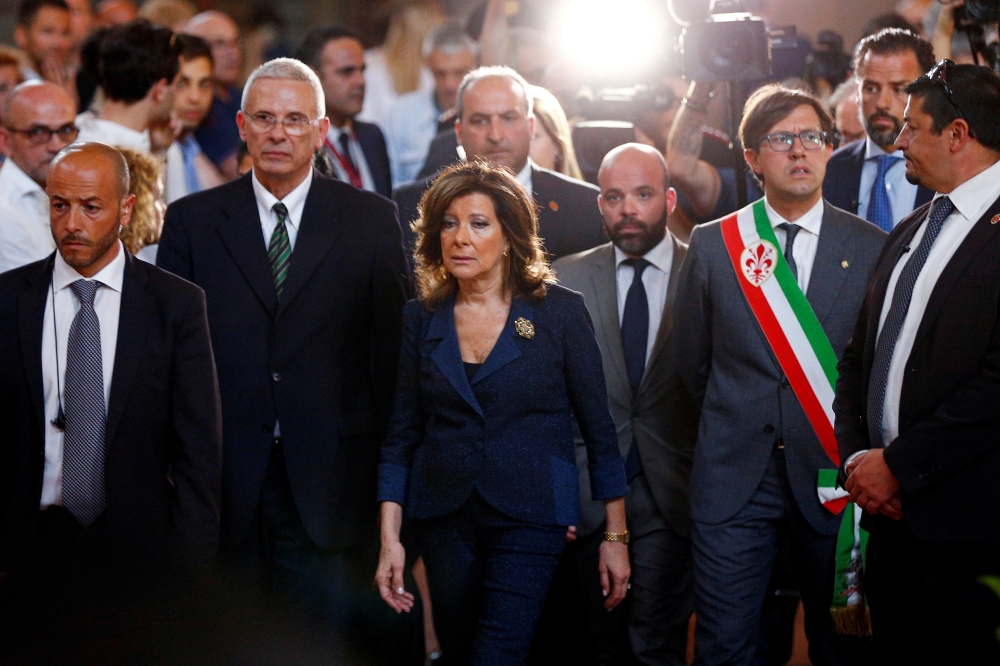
[555,0,666,78]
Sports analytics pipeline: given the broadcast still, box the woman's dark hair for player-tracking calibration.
[738,84,835,186]
[98,20,182,104]
[413,160,554,309]
[905,63,1000,151]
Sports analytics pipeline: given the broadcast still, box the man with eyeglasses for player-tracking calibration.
[157,58,411,661]
[670,84,886,666]
[834,61,1000,663]
[0,81,77,273]
[825,28,936,232]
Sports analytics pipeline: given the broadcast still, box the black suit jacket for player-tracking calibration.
[355,121,393,199]
[393,163,607,262]
[0,253,223,574]
[833,194,1000,542]
[416,128,461,180]
[157,173,409,552]
[824,139,934,219]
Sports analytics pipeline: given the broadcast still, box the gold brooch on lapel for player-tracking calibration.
[992,214,1000,225]
[514,317,535,339]
[548,201,559,212]
[841,260,849,269]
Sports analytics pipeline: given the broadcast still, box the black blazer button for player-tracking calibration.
[272,372,281,382]
[763,424,775,434]
[780,378,790,389]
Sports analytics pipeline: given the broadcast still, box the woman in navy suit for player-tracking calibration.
[375,161,630,664]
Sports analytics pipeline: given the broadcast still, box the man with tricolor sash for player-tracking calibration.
[671,84,886,665]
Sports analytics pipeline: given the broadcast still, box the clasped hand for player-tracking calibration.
[844,449,903,520]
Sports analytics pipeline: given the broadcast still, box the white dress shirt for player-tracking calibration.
[75,112,151,152]
[516,159,534,196]
[40,242,126,507]
[857,138,919,229]
[326,125,376,193]
[614,233,675,364]
[876,158,1000,446]
[252,167,313,251]
[385,88,440,185]
[764,196,824,295]
[0,158,54,273]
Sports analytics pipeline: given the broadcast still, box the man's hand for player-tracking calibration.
[844,448,901,517]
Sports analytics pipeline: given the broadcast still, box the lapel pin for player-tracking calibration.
[991,214,1000,225]
[548,201,559,212]
[514,317,535,339]
[841,260,849,269]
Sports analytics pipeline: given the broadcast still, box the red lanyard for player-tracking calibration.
[324,136,363,189]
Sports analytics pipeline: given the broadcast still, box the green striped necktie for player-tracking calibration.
[268,202,292,299]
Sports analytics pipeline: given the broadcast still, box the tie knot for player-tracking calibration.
[778,222,801,242]
[624,257,651,278]
[70,279,100,305]
[273,202,289,224]
[875,154,899,172]
[930,196,955,221]
[338,131,352,152]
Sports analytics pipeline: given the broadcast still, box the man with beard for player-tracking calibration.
[671,85,885,665]
[824,29,936,230]
[554,143,698,664]
[0,142,222,661]
[0,81,78,272]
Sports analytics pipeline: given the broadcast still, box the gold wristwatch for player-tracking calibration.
[603,530,630,544]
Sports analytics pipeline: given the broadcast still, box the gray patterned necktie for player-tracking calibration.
[62,279,107,526]
[866,196,955,449]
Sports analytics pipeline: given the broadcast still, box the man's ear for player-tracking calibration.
[118,193,136,229]
[666,186,678,217]
[949,118,974,152]
[151,78,169,104]
[13,26,27,51]
[0,127,12,156]
[744,148,762,180]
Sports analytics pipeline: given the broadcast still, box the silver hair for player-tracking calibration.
[422,20,478,60]
[455,66,533,122]
[241,57,326,118]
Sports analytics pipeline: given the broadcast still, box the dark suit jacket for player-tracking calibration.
[157,173,409,552]
[377,287,628,526]
[554,240,699,538]
[393,163,607,262]
[416,128,461,180]
[672,202,886,535]
[833,195,1000,542]
[0,253,223,573]
[824,139,934,220]
[356,121,393,199]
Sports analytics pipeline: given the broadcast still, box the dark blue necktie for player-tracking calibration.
[778,223,801,283]
[866,155,898,232]
[866,196,954,448]
[62,280,107,526]
[622,258,650,482]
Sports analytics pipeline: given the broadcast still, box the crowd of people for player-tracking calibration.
[0,0,999,664]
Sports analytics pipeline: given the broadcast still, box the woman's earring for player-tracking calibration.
[503,250,509,257]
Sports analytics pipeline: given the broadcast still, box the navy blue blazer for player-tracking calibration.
[824,139,933,218]
[356,121,393,199]
[377,285,627,526]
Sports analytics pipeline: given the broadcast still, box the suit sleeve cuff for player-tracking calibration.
[377,463,410,505]
[588,457,628,501]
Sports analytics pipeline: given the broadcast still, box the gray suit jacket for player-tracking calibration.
[554,239,700,537]
[671,201,886,536]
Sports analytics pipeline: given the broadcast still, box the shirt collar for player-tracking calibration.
[864,137,902,162]
[937,157,1000,222]
[251,168,313,229]
[52,240,126,294]
[0,158,46,201]
[327,124,355,144]
[763,196,824,237]
[516,158,534,192]
[614,232,674,274]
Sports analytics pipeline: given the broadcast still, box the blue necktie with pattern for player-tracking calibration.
[62,279,107,526]
[866,155,899,232]
[866,196,955,448]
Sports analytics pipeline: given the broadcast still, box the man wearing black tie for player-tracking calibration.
[296,27,393,198]
[835,62,1000,662]
[0,142,223,661]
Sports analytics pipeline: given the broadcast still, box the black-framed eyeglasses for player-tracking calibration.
[760,130,829,152]
[928,59,965,121]
[4,123,79,145]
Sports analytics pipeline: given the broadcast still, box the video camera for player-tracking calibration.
[951,0,1000,74]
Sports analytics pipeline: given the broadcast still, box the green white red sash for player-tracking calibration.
[720,199,869,635]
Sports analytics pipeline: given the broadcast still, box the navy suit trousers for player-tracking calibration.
[416,491,566,666]
[692,448,871,666]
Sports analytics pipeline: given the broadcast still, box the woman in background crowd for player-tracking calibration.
[375,160,630,665]
[529,84,583,180]
[118,147,165,263]
[359,0,445,128]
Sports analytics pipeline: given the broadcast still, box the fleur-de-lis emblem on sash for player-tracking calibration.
[740,240,778,287]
